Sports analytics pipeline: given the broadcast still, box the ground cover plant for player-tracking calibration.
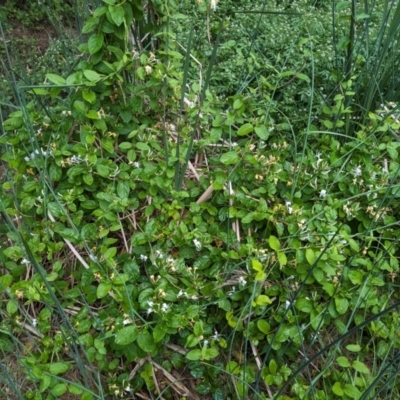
[1,0,400,399]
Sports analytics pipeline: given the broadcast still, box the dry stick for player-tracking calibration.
[47,210,117,300]
[251,341,273,398]
[128,357,147,380]
[118,213,130,253]
[228,181,240,242]
[187,160,200,181]
[151,360,191,397]
[47,211,90,270]
[146,196,152,223]
[150,362,165,400]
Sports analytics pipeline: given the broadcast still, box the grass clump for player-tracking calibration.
[1,0,400,399]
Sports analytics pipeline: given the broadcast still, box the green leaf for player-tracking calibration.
[346,344,361,352]
[194,320,204,337]
[255,295,272,306]
[335,297,349,315]
[88,33,104,54]
[108,5,125,26]
[202,347,219,360]
[119,142,133,150]
[254,126,269,139]
[136,142,150,151]
[295,298,313,313]
[0,274,13,291]
[51,384,67,397]
[237,123,254,136]
[332,382,344,396]
[336,356,351,367]
[352,360,370,374]
[86,110,99,119]
[252,259,263,271]
[269,359,278,375]
[83,90,96,104]
[137,331,157,353]
[115,325,138,345]
[83,70,101,82]
[186,349,202,361]
[305,248,316,265]
[73,100,86,114]
[233,99,243,109]
[46,73,65,85]
[269,235,280,251]
[343,384,361,399]
[48,363,70,375]
[31,88,49,95]
[220,151,240,165]
[117,181,130,198]
[153,324,167,343]
[82,17,100,34]
[296,73,310,83]
[257,320,270,334]
[277,251,287,266]
[6,300,18,314]
[97,282,111,298]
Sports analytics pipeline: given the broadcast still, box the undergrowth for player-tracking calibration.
[1,0,400,399]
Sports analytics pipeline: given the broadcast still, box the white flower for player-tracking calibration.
[21,258,30,265]
[140,254,148,262]
[145,65,153,75]
[228,287,236,296]
[285,200,293,214]
[353,165,362,177]
[238,276,247,286]
[147,307,153,315]
[24,156,30,162]
[155,250,164,259]
[319,189,327,198]
[147,300,154,307]
[315,152,323,167]
[193,239,202,250]
[177,290,187,298]
[191,295,199,300]
[124,386,133,393]
[210,0,218,11]
[123,318,132,325]
[285,300,291,310]
[32,319,37,327]
[161,303,169,312]
[211,330,220,340]
[133,162,140,168]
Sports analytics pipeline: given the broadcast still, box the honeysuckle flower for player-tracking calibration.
[144,65,152,75]
[210,0,218,11]
[319,189,327,198]
[238,276,247,286]
[161,303,169,312]
[21,258,30,265]
[353,165,362,177]
[140,254,148,262]
[285,200,293,214]
[177,289,187,298]
[211,330,220,340]
[193,239,202,250]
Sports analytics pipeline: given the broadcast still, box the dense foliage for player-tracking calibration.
[1,0,400,399]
